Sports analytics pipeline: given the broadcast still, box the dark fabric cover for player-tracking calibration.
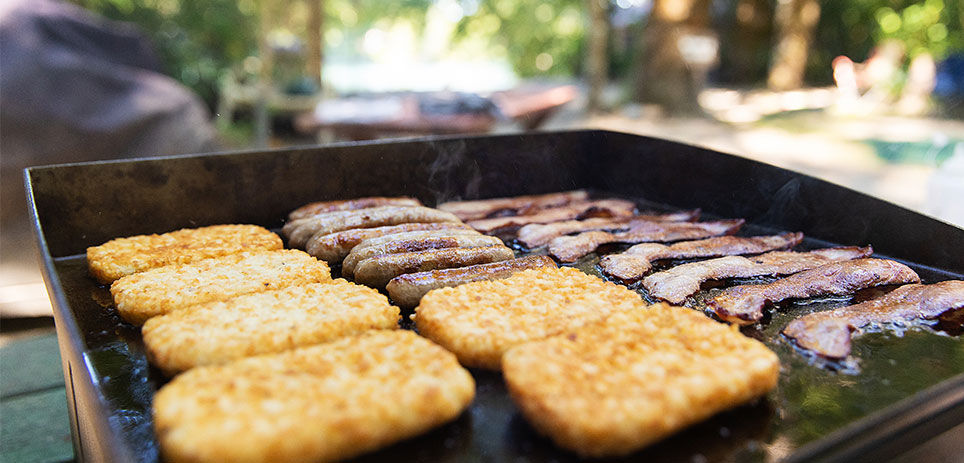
[1,0,218,264]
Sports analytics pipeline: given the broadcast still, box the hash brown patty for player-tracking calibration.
[142,279,399,375]
[414,267,643,369]
[87,224,283,284]
[111,250,330,325]
[502,303,780,458]
[153,330,475,463]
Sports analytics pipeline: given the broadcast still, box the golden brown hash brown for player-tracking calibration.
[414,267,643,369]
[142,280,399,376]
[111,250,330,326]
[86,224,283,284]
[502,303,779,458]
[153,330,475,463]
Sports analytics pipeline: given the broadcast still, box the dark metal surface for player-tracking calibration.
[25,130,964,462]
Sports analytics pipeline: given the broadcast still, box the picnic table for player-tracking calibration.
[294,85,577,142]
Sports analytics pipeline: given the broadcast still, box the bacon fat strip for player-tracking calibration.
[643,246,872,304]
[466,199,637,234]
[387,256,557,308]
[353,246,516,288]
[305,222,472,263]
[284,206,462,249]
[709,258,921,325]
[600,233,804,280]
[437,190,589,221]
[782,280,964,359]
[517,209,701,248]
[288,197,422,220]
[548,219,745,263]
[343,233,504,277]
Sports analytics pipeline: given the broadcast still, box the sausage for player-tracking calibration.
[283,206,462,249]
[387,255,557,308]
[343,233,503,277]
[304,222,472,263]
[353,246,516,288]
[288,197,422,220]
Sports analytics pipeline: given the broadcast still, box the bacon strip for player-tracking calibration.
[437,190,589,221]
[548,219,744,262]
[466,199,637,234]
[709,258,921,325]
[516,210,700,248]
[288,197,422,220]
[782,280,964,359]
[599,233,803,280]
[643,246,873,304]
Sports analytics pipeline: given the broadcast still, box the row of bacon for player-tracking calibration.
[436,190,964,362]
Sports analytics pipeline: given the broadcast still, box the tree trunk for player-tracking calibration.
[634,0,715,116]
[767,0,820,90]
[306,0,323,88]
[586,0,610,113]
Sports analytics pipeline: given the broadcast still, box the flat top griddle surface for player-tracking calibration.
[28,131,964,462]
[48,207,964,463]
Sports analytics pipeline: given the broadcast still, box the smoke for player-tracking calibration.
[426,137,482,205]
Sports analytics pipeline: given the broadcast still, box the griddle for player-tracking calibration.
[25,130,964,462]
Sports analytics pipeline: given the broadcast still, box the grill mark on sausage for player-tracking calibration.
[386,255,557,308]
[599,233,804,280]
[343,234,504,276]
[353,246,516,288]
[305,222,473,263]
[782,280,964,359]
[284,206,462,249]
[548,219,745,262]
[709,258,921,325]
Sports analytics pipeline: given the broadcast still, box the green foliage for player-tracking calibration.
[453,0,586,77]
[811,0,964,85]
[72,0,257,110]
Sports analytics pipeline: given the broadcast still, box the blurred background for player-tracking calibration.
[2,0,964,320]
[1,1,963,460]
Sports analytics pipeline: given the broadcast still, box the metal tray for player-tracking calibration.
[26,130,964,462]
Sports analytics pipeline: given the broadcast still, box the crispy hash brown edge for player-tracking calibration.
[141,279,400,376]
[502,303,779,458]
[414,266,645,369]
[86,224,283,284]
[110,249,331,326]
[153,330,475,463]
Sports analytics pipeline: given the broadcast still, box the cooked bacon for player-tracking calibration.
[709,258,921,325]
[437,190,589,221]
[466,199,637,234]
[782,280,964,359]
[643,246,873,304]
[516,209,701,248]
[548,219,744,262]
[599,233,804,280]
[288,197,422,220]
